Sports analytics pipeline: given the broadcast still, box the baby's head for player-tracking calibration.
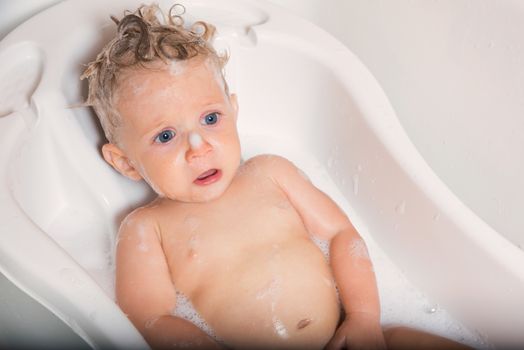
[81,4,241,202]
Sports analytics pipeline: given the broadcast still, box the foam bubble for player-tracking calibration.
[353,174,360,196]
[275,200,291,210]
[172,291,220,341]
[256,277,281,300]
[348,238,369,260]
[136,224,149,252]
[309,234,330,261]
[95,135,486,348]
[189,132,203,149]
[133,162,165,197]
[169,59,187,76]
[396,200,406,215]
[145,316,160,329]
[272,316,289,338]
[204,58,226,92]
[184,215,200,232]
[131,81,146,97]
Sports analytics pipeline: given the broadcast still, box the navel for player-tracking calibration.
[297,318,312,330]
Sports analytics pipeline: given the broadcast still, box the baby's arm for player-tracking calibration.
[115,208,220,349]
[264,155,385,350]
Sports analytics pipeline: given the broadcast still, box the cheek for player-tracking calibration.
[209,127,240,152]
[141,150,181,183]
[225,130,241,159]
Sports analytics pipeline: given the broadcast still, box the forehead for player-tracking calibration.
[116,57,224,100]
[114,57,227,127]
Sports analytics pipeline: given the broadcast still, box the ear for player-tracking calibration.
[101,143,142,181]
[229,93,238,119]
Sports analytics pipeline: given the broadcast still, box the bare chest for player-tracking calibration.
[156,172,339,348]
[159,174,305,290]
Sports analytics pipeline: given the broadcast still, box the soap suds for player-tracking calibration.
[131,80,147,97]
[145,316,160,329]
[255,276,287,339]
[136,224,149,252]
[189,132,203,149]
[396,200,406,215]
[172,291,219,341]
[309,234,330,261]
[169,59,187,76]
[256,277,281,300]
[275,200,291,210]
[348,238,369,260]
[132,160,166,197]
[272,316,289,339]
[353,174,360,196]
[205,58,226,92]
[85,135,486,349]
[184,215,200,232]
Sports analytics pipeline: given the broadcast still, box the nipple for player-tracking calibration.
[189,132,203,149]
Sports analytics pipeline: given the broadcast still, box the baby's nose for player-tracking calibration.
[186,132,211,160]
[189,132,204,150]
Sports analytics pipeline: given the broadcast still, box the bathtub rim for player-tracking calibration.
[0,0,522,347]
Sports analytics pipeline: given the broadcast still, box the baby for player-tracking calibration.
[81,4,471,350]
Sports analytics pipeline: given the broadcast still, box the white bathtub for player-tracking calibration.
[0,0,522,348]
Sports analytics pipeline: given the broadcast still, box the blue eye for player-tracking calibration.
[154,129,176,143]
[202,112,219,125]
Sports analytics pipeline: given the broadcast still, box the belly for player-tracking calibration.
[190,238,340,349]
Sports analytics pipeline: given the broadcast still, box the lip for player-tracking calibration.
[193,169,222,186]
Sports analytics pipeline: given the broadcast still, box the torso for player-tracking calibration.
[151,158,340,349]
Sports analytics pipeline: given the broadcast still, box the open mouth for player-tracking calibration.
[194,169,222,186]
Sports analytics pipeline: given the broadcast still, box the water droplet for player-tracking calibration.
[352,174,360,196]
[424,304,439,314]
[327,156,335,168]
[433,213,441,222]
[395,201,406,215]
[145,317,159,329]
[59,268,85,288]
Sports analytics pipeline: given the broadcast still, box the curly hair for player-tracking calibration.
[80,3,228,143]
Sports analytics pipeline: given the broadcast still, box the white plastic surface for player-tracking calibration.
[0,0,523,348]
[271,0,524,253]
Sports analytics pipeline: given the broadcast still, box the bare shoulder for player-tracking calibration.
[244,154,308,186]
[118,201,162,241]
[243,154,297,175]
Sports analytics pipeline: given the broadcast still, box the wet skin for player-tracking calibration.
[104,57,383,349]
[123,157,341,349]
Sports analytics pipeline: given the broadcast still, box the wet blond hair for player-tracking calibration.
[80,3,228,143]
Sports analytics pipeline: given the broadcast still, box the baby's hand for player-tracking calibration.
[325,313,386,350]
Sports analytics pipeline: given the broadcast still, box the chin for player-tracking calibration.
[170,181,229,203]
[198,183,230,202]
[195,171,235,202]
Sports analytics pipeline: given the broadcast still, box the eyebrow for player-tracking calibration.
[138,117,171,141]
[200,101,226,110]
[136,99,228,141]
